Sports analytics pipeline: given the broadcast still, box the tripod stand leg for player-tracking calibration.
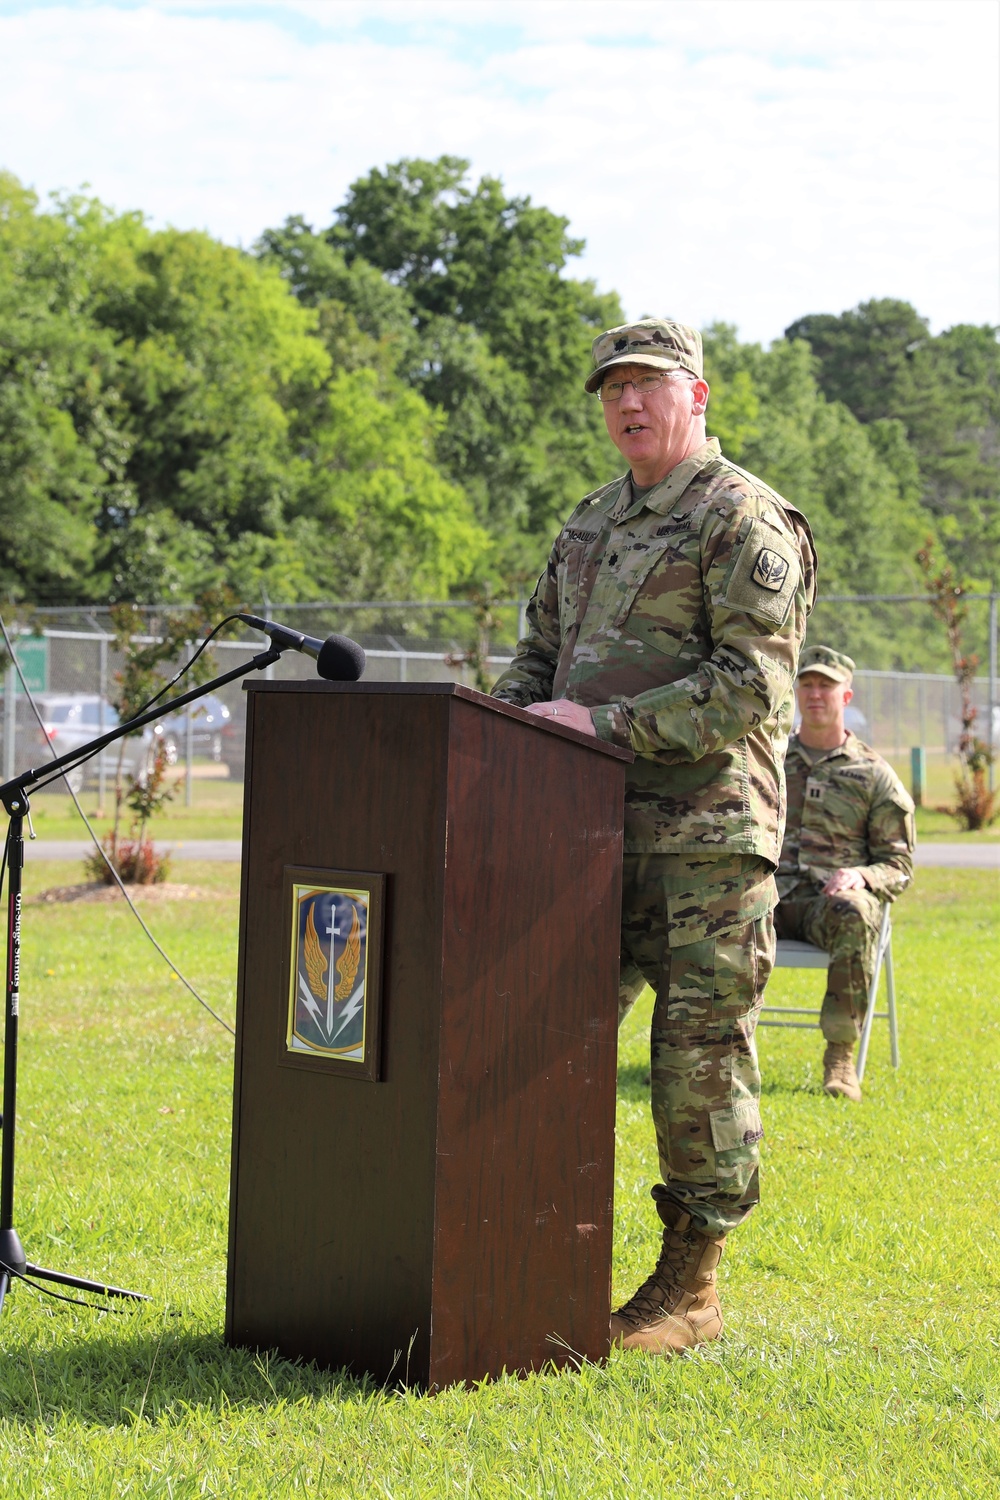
[1,805,148,1318]
[24,1262,148,1302]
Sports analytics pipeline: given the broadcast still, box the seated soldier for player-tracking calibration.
[775,645,915,1103]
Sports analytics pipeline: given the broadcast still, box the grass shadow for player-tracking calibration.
[758,1070,825,1099]
[0,1328,397,1428]
[615,1062,651,1101]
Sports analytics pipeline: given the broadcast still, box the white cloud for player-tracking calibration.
[0,0,996,341]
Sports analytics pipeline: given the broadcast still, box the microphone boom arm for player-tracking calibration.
[0,645,282,809]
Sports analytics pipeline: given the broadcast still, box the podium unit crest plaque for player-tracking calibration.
[281,867,385,1080]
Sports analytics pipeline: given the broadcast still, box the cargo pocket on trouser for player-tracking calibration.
[650,909,772,1219]
[810,890,879,1043]
[709,911,773,1210]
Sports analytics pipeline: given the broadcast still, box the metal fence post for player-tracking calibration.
[263,591,274,682]
[386,636,407,683]
[990,590,997,795]
[3,660,14,782]
[185,710,194,807]
[918,675,927,759]
[910,746,926,807]
[893,674,902,759]
[98,634,108,812]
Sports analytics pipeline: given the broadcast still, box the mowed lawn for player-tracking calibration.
[0,861,997,1498]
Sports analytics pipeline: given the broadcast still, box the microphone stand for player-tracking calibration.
[0,642,282,1316]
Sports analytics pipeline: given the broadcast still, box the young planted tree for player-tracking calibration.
[443,588,506,694]
[85,595,229,883]
[916,541,996,830]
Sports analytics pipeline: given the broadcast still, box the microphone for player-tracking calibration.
[238,614,366,681]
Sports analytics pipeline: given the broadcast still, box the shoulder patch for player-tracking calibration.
[723,517,800,627]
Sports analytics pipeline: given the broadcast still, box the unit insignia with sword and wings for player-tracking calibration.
[294,893,366,1053]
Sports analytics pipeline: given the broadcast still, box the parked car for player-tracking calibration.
[220,711,246,780]
[149,693,231,765]
[30,694,151,793]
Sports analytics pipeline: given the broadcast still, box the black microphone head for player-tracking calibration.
[317,633,366,682]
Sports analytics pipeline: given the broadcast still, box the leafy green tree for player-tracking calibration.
[292,365,491,599]
[703,325,946,667]
[260,157,625,586]
[0,174,490,606]
[0,175,127,602]
[785,299,1000,581]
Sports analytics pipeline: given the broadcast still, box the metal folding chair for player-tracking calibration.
[759,903,899,1081]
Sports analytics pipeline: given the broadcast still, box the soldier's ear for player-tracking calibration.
[842,684,854,706]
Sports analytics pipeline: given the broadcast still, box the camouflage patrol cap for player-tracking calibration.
[584,318,703,394]
[797,645,855,683]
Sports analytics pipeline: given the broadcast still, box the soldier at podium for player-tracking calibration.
[491,318,816,1355]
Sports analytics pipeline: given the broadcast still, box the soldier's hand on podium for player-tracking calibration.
[525,699,597,737]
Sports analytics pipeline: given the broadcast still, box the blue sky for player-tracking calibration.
[1,0,997,342]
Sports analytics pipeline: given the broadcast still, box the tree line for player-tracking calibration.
[1,157,997,667]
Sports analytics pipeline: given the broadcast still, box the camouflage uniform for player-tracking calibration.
[775,731,914,1043]
[492,429,816,1237]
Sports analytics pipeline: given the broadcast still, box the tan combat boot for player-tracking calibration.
[823,1042,862,1102]
[609,1204,725,1355]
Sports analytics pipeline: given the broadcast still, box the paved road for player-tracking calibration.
[25,839,243,862]
[23,839,999,868]
[913,842,999,868]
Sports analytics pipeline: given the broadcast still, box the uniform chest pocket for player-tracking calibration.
[556,537,599,632]
[804,771,870,827]
[613,524,705,659]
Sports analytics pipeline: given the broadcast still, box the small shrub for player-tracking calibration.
[917,540,996,831]
[83,734,178,885]
[84,835,171,886]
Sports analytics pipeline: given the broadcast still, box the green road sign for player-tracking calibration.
[13,635,49,694]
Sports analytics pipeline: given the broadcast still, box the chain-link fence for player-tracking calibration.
[0,604,526,798]
[3,599,998,802]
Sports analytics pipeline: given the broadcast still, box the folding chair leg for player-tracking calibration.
[885,937,899,1069]
[856,905,891,1084]
[856,973,878,1082]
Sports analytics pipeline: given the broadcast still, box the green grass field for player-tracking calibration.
[26,779,245,843]
[0,863,997,1497]
[25,754,1000,844]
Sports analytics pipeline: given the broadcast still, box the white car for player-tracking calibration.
[31,695,151,793]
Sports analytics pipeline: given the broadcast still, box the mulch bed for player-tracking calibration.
[32,882,217,905]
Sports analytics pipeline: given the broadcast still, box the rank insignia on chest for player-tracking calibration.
[806,781,826,802]
[751,548,789,591]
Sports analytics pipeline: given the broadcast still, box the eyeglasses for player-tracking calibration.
[597,370,691,403]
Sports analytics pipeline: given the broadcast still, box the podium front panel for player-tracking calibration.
[226,683,627,1387]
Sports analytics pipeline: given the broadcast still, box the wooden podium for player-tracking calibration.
[225,681,629,1388]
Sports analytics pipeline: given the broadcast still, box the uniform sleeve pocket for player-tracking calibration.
[723,517,799,627]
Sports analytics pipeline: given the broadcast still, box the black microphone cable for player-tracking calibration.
[0,611,235,1036]
[124,610,252,718]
